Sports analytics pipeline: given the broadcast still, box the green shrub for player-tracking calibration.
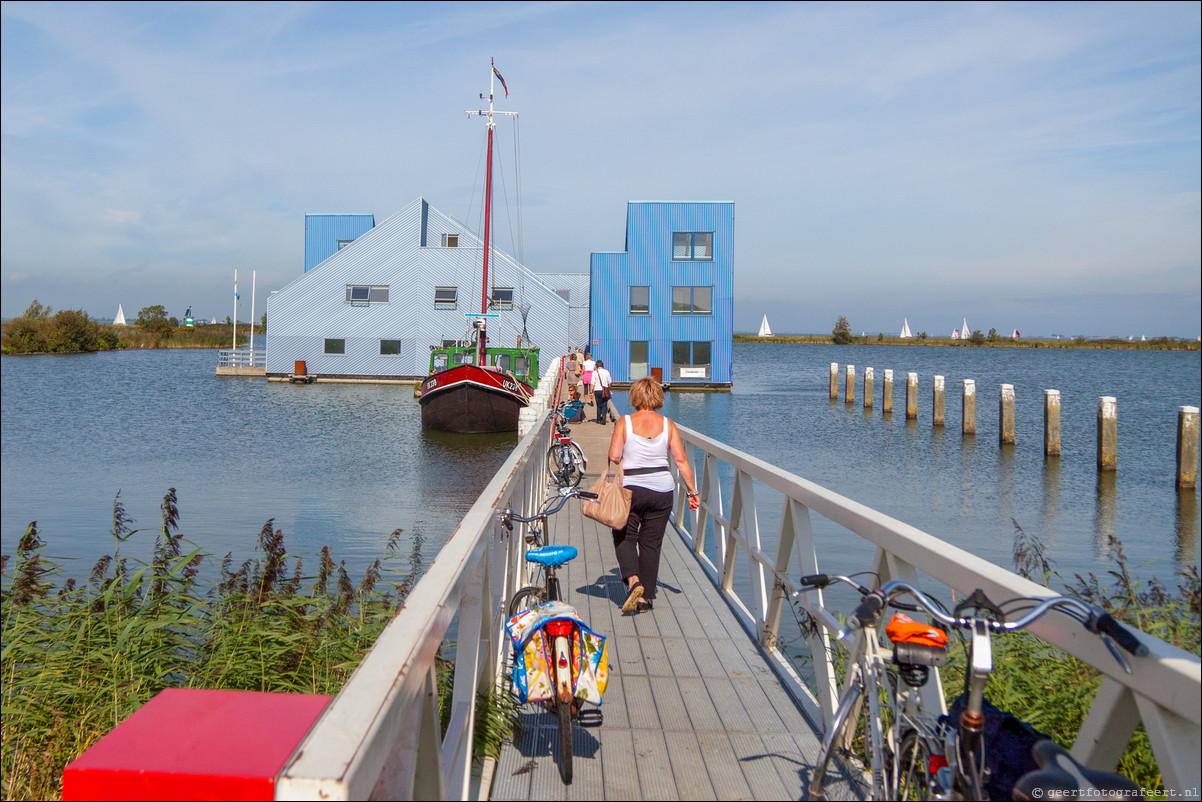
[1,490,514,801]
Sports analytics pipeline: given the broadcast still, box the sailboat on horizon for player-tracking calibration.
[758,315,772,337]
[113,304,127,326]
[899,318,912,339]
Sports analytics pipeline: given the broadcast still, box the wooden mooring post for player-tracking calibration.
[906,372,918,420]
[845,365,855,405]
[1044,390,1061,458]
[864,367,874,409]
[962,379,976,435]
[883,369,894,415]
[1097,397,1118,471]
[829,363,838,400]
[999,384,1016,445]
[933,375,946,427]
[1179,406,1199,490]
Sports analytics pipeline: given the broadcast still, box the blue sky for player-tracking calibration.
[2,1,1199,338]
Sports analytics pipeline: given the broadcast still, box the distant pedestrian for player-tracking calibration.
[581,353,596,405]
[608,377,700,613]
[566,352,580,392]
[593,360,613,423]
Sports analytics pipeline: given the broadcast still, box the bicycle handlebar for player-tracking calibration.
[502,489,599,526]
[793,574,1147,661]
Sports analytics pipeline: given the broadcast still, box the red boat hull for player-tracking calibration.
[418,365,534,433]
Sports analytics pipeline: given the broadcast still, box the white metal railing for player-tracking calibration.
[670,424,1201,794]
[217,347,265,368]
[276,364,563,800]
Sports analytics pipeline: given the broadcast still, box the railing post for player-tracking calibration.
[932,375,945,427]
[1044,390,1062,457]
[1178,406,1199,490]
[999,384,1016,445]
[962,379,976,436]
[1097,396,1117,471]
[882,369,893,415]
[863,367,874,410]
[906,372,918,420]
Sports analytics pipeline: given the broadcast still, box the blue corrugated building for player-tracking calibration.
[304,214,376,272]
[590,201,734,388]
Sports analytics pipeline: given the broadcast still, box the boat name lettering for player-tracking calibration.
[502,379,519,393]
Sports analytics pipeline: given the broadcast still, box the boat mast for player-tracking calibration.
[467,59,515,366]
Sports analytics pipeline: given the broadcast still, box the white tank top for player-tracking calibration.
[622,416,674,493]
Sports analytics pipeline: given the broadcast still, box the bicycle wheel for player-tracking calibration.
[508,585,547,618]
[557,696,573,784]
[895,729,934,801]
[808,670,865,800]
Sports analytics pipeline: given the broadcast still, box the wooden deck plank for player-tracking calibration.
[489,408,836,800]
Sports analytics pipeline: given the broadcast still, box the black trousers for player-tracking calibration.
[612,485,674,601]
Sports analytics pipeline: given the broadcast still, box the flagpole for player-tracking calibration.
[232,269,238,350]
[250,270,256,362]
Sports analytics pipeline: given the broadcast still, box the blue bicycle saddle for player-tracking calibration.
[525,545,578,567]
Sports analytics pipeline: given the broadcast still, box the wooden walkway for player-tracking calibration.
[490,403,856,800]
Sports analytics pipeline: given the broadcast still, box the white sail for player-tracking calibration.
[961,317,970,337]
[113,304,126,325]
[758,315,772,337]
[899,318,912,338]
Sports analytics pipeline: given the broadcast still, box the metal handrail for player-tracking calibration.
[217,348,265,368]
[276,366,561,800]
[670,423,1200,794]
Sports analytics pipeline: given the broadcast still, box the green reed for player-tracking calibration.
[1,490,515,801]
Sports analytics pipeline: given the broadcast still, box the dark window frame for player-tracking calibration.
[672,231,714,261]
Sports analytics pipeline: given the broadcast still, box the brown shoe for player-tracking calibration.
[621,582,644,613]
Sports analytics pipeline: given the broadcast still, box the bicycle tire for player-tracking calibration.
[557,696,573,784]
[808,671,865,800]
[546,442,585,488]
[895,729,934,801]
[508,585,547,618]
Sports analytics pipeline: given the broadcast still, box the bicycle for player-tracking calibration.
[546,402,587,489]
[796,574,1146,801]
[500,487,603,784]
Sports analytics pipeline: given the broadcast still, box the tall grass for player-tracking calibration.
[1,490,515,801]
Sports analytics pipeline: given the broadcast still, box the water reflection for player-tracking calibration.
[1094,472,1119,560]
[1177,491,1198,567]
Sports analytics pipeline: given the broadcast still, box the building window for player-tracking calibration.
[672,232,713,260]
[380,339,401,356]
[491,287,514,309]
[434,287,458,309]
[324,338,346,355]
[442,233,459,247]
[337,239,354,250]
[630,341,649,380]
[672,341,711,380]
[672,286,713,314]
[346,285,389,304]
[629,286,650,315]
[555,289,570,303]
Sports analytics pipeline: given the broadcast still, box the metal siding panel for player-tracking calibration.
[589,202,733,384]
[304,214,376,272]
[269,198,576,380]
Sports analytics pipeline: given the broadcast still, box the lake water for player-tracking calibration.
[2,343,1198,588]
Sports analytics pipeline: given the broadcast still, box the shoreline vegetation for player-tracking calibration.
[0,490,516,801]
[1,299,254,355]
[735,333,1199,350]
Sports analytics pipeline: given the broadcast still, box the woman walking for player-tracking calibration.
[607,377,700,613]
[593,360,613,423]
[581,353,596,405]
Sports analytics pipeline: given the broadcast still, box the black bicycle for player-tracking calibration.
[797,575,1146,800]
[500,488,600,784]
[546,402,587,489]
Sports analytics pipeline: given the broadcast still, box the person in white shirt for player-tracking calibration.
[606,377,700,613]
[593,360,614,423]
[581,354,596,405]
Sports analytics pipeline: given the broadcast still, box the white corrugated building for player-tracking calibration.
[265,198,589,381]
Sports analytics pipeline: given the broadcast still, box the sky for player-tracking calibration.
[2,2,1199,338]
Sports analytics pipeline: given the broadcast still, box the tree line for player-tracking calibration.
[1,300,241,354]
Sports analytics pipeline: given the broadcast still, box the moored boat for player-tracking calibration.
[418,61,538,433]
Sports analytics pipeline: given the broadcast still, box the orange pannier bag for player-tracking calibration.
[886,613,948,648]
